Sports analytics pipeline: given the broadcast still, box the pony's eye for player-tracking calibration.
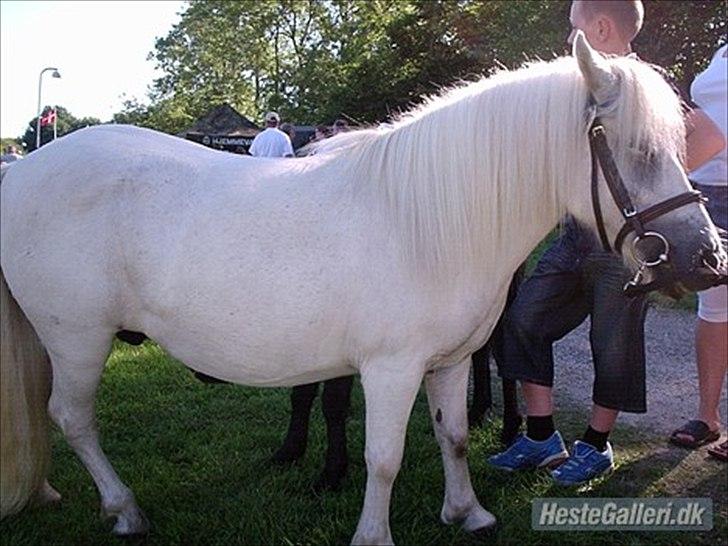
[628,147,659,174]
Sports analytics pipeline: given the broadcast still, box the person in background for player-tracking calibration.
[488,0,726,486]
[332,118,349,135]
[313,124,331,142]
[0,145,23,165]
[248,111,294,158]
[670,44,728,461]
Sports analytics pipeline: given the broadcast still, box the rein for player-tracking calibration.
[587,117,707,295]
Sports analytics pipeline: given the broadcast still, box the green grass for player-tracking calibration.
[1,341,725,546]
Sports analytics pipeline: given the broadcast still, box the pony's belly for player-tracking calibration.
[185,358,356,387]
[148,320,356,387]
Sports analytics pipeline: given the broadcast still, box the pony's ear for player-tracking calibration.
[573,30,618,105]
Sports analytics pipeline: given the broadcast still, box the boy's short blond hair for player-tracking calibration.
[578,0,644,42]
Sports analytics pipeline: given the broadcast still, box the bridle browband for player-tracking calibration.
[588,116,707,295]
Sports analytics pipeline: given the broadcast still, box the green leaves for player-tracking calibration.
[114,0,725,134]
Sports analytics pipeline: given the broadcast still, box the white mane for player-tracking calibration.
[313,54,685,275]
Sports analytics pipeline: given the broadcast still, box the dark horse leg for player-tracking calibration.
[315,375,354,491]
[500,379,521,446]
[492,266,526,445]
[271,382,320,463]
[468,267,525,446]
[468,343,492,428]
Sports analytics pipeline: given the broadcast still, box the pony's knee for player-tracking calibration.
[432,410,469,456]
[365,447,401,483]
[447,432,469,458]
[436,426,468,458]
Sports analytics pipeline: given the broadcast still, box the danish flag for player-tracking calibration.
[40,109,57,127]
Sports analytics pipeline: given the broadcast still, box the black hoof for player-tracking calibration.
[313,472,345,493]
[271,444,306,464]
[468,409,486,429]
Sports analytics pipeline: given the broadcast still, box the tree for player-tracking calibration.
[21,106,101,153]
[1,137,23,153]
[115,0,726,133]
[636,0,727,99]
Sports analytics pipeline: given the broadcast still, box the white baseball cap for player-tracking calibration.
[265,111,280,123]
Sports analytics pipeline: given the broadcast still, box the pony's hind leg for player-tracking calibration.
[352,362,423,545]
[468,345,492,428]
[46,329,148,536]
[315,375,354,491]
[271,382,320,463]
[425,359,496,535]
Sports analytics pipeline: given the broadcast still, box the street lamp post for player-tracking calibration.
[36,67,61,150]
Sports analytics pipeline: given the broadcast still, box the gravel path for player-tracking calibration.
[551,306,727,436]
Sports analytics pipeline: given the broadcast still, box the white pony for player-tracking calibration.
[1,34,725,545]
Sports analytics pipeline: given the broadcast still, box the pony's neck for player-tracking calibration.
[342,60,589,281]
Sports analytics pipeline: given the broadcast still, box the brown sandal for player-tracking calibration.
[707,440,728,462]
[669,420,720,448]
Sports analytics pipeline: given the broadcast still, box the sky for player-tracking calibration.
[1,0,185,138]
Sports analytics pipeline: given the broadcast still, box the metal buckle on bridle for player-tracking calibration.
[590,125,605,138]
[630,231,670,268]
[623,231,671,293]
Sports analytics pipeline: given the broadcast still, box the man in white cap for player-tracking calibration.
[248,111,294,158]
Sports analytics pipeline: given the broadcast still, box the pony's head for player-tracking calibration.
[570,31,726,295]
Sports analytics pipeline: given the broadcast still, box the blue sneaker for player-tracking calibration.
[488,431,569,472]
[551,440,614,485]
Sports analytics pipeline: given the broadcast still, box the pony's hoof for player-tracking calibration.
[461,505,497,536]
[111,507,150,537]
[313,473,344,493]
[467,410,485,429]
[470,520,498,540]
[38,480,62,505]
[271,444,305,464]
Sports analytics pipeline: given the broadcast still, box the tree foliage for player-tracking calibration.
[21,106,101,153]
[116,0,726,133]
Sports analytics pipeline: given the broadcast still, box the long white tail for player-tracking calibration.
[0,261,54,518]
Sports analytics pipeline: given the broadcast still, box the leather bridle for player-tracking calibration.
[587,117,709,296]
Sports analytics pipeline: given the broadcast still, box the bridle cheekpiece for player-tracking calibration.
[587,117,707,295]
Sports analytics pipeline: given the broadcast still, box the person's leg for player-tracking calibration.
[521,383,556,443]
[503,265,590,440]
[490,239,590,471]
[695,318,727,432]
[587,253,648,420]
[673,183,727,449]
[583,405,619,451]
[551,254,644,486]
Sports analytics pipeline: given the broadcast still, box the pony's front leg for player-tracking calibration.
[351,362,423,546]
[425,359,496,534]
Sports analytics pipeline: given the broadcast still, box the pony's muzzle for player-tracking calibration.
[683,228,728,292]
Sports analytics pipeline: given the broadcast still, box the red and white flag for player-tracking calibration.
[40,109,57,127]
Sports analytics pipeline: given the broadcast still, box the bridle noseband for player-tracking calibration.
[588,117,707,295]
